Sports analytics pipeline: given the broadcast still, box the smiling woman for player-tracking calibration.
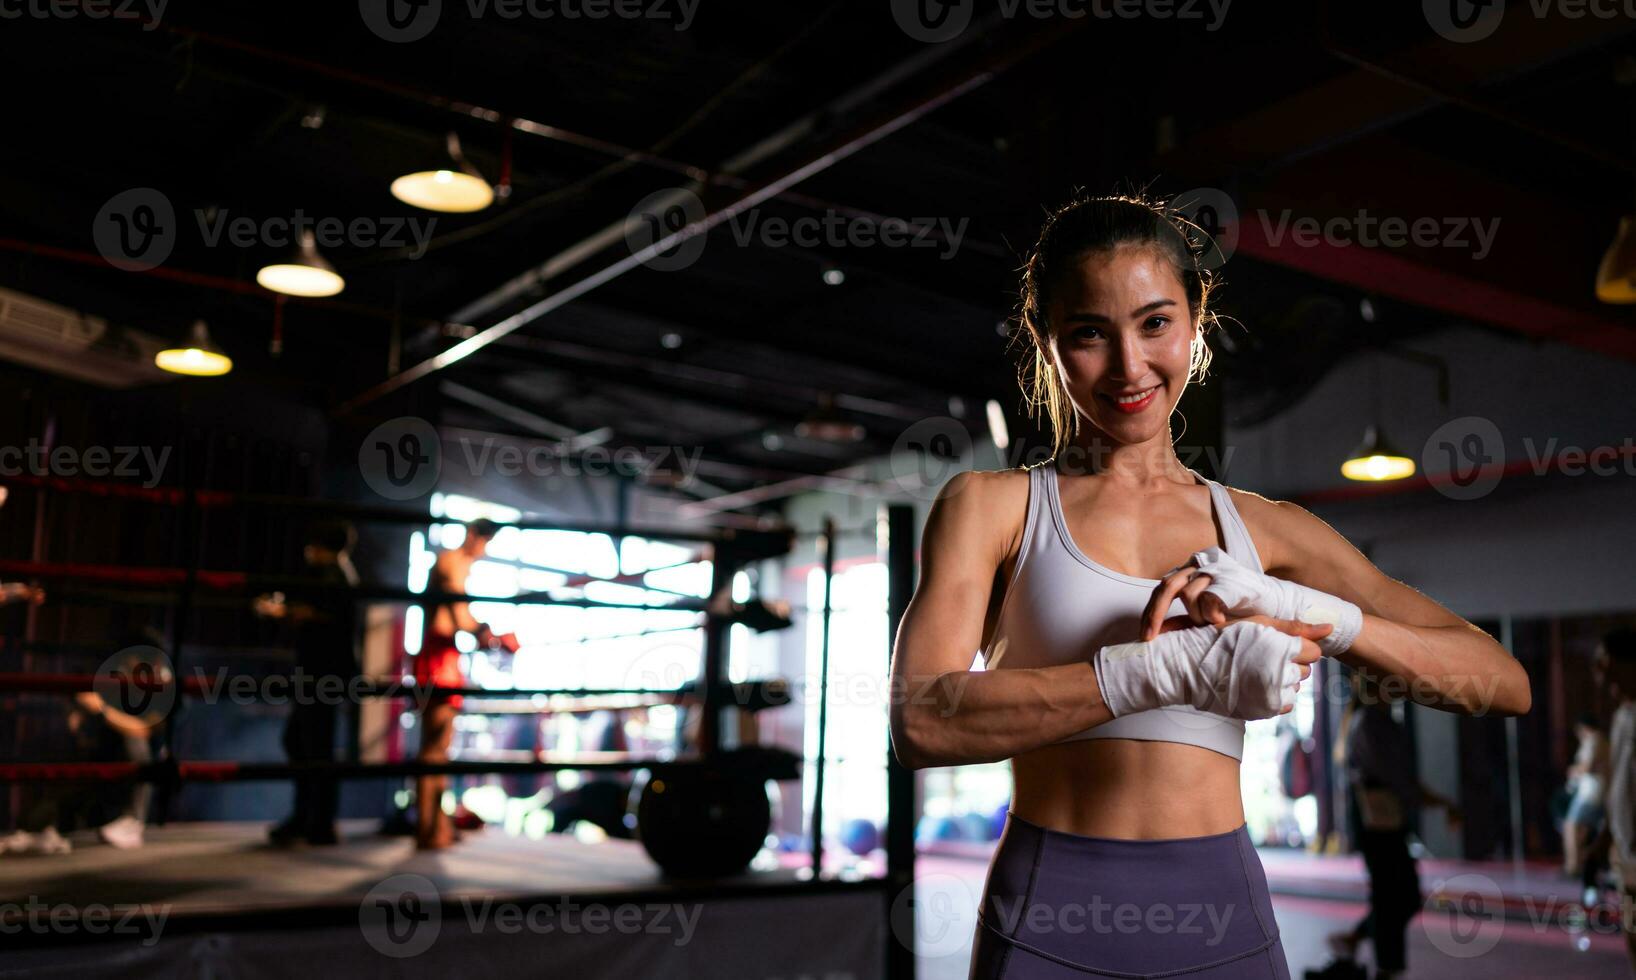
[887,192,1530,980]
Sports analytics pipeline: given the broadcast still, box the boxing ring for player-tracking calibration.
[0,474,922,979]
[0,820,889,976]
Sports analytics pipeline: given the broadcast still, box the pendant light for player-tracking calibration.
[391,133,494,214]
[1341,424,1415,481]
[1596,215,1636,303]
[256,230,345,297]
[155,320,233,377]
[1341,352,1415,482]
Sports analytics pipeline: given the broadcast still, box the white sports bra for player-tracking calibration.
[980,459,1268,761]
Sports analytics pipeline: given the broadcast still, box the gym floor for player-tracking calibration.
[5,823,1627,976]
[911,851,1633,980]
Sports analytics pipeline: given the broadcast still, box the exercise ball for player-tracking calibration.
[839,818,881,856]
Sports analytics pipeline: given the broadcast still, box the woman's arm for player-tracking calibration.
[1262,498,1531,717]
[888,470,1118,770]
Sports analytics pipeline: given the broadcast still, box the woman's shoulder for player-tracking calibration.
[1204,478,1303,574]
[935,463,1033,497]
[927,466,1034,562]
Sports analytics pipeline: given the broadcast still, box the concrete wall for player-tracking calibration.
[1221,322,1636,621]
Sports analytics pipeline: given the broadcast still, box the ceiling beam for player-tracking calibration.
[1161,11,1632,175]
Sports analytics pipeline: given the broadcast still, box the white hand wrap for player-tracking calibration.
[1092,621,1304,721]
[1187,546,1362,656]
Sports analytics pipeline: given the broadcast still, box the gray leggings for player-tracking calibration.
[969,812,1292,979]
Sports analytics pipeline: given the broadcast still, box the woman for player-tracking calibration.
[888,194,1532,979]
[1562,713,1609,880]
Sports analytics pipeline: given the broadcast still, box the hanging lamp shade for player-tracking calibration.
[155,320,232,377]
[1596,215,1636,303]
[391,133,494,213]
[795,395,865,443]
[1341,424,1415,482]
[256,230,345,297]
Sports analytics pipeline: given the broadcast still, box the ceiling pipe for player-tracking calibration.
[439,381,612,451]
[1315,1,1636,175]
[338,15,1080,414]
[485,329,939,423]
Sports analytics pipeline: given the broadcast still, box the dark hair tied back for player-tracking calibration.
[1014,192,1220,456]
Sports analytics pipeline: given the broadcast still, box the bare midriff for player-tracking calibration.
[1008,738,1245,839]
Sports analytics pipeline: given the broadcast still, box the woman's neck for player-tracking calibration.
[1059,432,1194,490]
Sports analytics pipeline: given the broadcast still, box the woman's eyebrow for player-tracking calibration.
[1060,298,1178,323]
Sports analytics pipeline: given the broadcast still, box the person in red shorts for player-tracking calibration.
[414,518,518,850]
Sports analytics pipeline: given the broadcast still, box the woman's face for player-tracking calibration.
[1047,245,1197,446]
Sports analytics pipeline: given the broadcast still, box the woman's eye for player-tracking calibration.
[1072,326,1103,341]
[1145,316,1169,330]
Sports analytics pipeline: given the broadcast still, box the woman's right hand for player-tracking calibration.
[1226,614,1328,684]
[1150,613,1329,708]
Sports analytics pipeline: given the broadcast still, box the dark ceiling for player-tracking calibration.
[3,1,1635,512]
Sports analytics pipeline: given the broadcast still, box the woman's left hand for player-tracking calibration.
[1140,547,1363,656]
[1140,547,1272,639]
